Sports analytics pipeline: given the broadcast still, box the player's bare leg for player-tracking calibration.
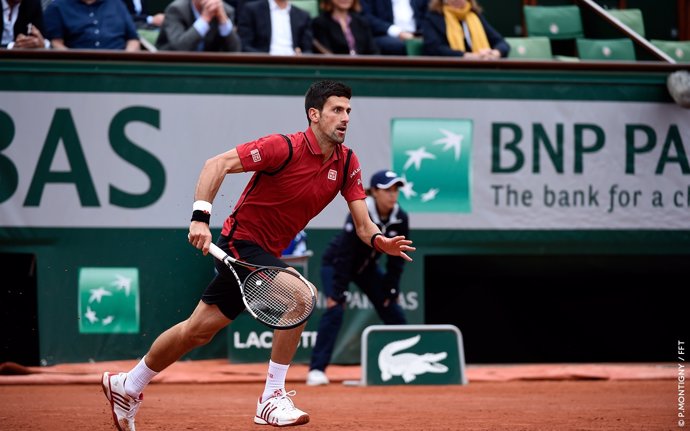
[271,323,306,364]
[102,302,230,431]
[146,301,231,371]
[255,322,310,427]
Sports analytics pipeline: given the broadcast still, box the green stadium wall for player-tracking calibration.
[1,55,688,365]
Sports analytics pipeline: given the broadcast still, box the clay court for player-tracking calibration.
[0,360,681,430]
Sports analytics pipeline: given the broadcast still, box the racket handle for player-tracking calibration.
[208,242,229,262]
[188,233,231,263]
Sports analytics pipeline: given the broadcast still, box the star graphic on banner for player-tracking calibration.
[111,274,133,296]
[102,316,115,326]
[88,287,113,303]
[403,147,436,171]
[84,306,99,324]
[433,129,463,161]
[421,188,440,202]
[399,175,417,199]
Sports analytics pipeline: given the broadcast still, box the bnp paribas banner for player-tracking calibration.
[1,93,688,230]
[77,267,140,334]
[391,118,473,213]
[388,109,689,229]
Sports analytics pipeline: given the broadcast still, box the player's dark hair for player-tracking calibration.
[304,80,352,123]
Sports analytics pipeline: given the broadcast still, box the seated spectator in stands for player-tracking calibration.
[156,0,241,51]
[2,0,48,49]
[237,0,312,55]
[122,0,165,29]
[312,0,378,55]
[359,0,425,55]
[421,0,508,58]
[43,0,141,50]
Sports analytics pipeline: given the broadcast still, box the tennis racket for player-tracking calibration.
[204,241,316,330]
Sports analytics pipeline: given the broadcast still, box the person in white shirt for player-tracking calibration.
[238,0,313,54]
[360,0,426,55]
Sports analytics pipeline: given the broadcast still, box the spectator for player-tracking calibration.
[307,169,410,386]
[156,0,241,51]
[312,0,378,55]
[237,0,312,55]
[1,0,48,49]
[122,0,165,29]
[43,0,141,50]
[421,0,508,58]
[359,0,425,55]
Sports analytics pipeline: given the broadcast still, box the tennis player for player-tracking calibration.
[101,79,415,430]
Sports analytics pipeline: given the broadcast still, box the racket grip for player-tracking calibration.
[188,233,229,262]
[208,242,229,262]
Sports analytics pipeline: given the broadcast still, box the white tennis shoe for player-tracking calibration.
[102,372,143,431]
[306,369,330,386]
[254,389,310,427]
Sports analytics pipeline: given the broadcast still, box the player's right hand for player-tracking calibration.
[188,223,212,255]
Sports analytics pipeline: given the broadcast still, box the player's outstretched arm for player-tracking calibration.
[347,199,416,261]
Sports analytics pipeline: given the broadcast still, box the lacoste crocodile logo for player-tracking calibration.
[378,335,449,383]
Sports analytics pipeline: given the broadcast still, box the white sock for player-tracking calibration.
[261,360,289,402]
[125,356,159,398]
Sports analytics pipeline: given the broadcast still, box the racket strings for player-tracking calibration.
[243,268,314,327]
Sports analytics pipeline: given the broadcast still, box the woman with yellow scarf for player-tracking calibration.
[421,0,508,58]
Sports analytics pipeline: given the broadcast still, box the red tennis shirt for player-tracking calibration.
[221,127,366,257]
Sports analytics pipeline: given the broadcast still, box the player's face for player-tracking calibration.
[315,96,351,144]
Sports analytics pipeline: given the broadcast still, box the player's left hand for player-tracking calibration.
[376,235,415,261]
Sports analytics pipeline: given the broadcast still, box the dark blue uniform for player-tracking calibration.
[309,196,409,372]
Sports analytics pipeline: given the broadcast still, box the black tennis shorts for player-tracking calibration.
[202,235,289,320]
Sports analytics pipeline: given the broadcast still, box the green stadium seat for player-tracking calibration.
[505,37,553,60]
[650,40,690,63]
[576,38,636,61]
[137,29,159,52]
[405,38,423,56]
[523,5,583,40]
[607,8,645,37]
[291,0,319,18]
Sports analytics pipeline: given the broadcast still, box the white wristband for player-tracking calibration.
[193,200,212,214]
